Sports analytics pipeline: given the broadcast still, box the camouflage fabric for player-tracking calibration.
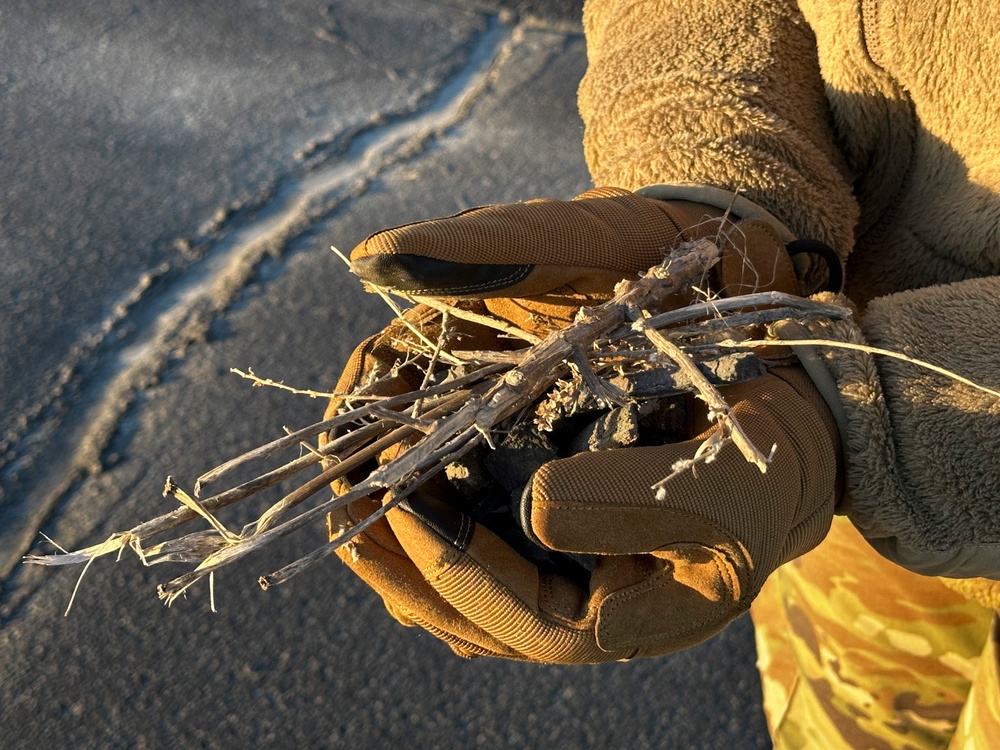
[751,516,1000,749]
[950,620,1000,750]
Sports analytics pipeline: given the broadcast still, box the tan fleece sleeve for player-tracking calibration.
[802,278,1000,581]
[578,0,859,257]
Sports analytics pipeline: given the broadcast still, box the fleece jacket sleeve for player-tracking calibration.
[578,0,859,257]
[803,279,1000,584]
[579,0,1000,592]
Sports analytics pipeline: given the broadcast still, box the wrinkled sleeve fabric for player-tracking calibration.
[578,0,1000,587]
[578,0,859,257]
[805,282,1000,583]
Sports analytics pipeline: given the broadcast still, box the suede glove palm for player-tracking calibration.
[325,188,842,662]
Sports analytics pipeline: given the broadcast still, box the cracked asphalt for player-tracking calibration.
[0,2,771,747]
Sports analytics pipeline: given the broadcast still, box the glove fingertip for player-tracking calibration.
[351,253,532,296]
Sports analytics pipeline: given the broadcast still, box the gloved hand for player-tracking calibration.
[349,187,803,335]
[324,187,843,662]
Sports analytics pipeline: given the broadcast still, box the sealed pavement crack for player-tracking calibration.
[0,15,531,586]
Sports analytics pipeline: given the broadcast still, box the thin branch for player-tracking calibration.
[412,310,450,418]
[449,349,525,364]
[665,305,839,339]
[407,294,542,344]
[569,347,629,408]
[157,402,487,604]
[244,389,485,538]
[724,338,1000,399]
[195,362,508,490]
[612,291,851,337]
[229,367,337,399]
[258,433,482,589]
[370,287,466,367]
[258,492,409,590]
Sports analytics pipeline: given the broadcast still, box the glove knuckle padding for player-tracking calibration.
[596,545,746,654]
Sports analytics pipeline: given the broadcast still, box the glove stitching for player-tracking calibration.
[531,503,747,545]
[395,265,533,296]
[534,501,670,512]
[405,609,518,660]
[538,575,594,627]
[598,551,738,648]
[330,331,382,396]
[423,547,612,662]
[458,511,473,553]
[420,541,464,580]
[419,513,472,579]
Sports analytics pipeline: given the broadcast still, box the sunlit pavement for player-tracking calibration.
[0,3,769,747]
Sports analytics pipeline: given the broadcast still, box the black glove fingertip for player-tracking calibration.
[351,254,533,296]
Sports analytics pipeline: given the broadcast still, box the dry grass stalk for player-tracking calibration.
[25,238,864,608]
[722,338,1000,399]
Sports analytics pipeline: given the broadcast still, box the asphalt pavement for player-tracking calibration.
[0,2,771,747]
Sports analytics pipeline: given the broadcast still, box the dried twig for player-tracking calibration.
[27,237,889,609]
[723,337,1000,399]
[627,306,774,495]
[614,290,850,336]
[195,362,508,491]
[229,367,337,399]
[408,295,542,344]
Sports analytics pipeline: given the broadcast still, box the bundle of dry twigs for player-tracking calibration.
[27,238,858,609]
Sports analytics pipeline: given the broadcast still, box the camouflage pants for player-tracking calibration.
[751,516,1000,749]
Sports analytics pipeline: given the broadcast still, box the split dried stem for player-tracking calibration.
[627,306,774,480]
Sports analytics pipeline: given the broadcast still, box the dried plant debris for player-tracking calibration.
[27,238,867,609]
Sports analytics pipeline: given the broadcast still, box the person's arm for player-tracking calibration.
[581,0,1000,584]
[579,0,858,256]
[805,279,1000,582]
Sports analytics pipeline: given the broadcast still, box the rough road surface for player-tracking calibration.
[1,2,770,747]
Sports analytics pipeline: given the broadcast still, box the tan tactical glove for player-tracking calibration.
[349,187,804,335]
[325,187,843,662]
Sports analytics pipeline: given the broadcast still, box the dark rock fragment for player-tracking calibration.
[565,403,640,454]
[483,420,559,495]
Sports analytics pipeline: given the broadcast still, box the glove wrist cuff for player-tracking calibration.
[635,183,796,243]
[771,319,851,453]
[638,184,844,295]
